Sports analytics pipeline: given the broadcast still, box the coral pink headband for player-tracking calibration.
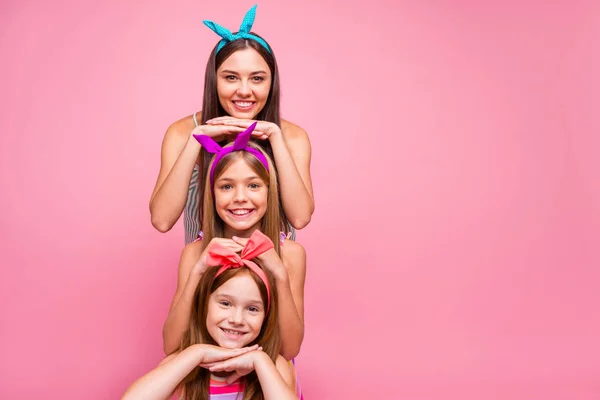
[205,230,273,312]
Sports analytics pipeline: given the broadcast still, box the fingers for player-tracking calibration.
[231,236,249,247]
[206,117,253,125]
[199,362,219,369]
[251,130,269,140]
[208,362,229,372]
[210,238,244,252]
[208,119,255,129]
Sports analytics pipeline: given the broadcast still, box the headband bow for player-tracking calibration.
[206,230,274,312]
[203,5,271,54]
[193,122,269,190]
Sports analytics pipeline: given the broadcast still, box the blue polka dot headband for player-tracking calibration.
[203,4,271,54]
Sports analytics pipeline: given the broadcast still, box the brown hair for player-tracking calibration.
[180,265,280,400]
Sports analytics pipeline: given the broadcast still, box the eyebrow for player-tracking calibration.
[220,69,268,76]
[216,175,261,182]
[215,293,264,305]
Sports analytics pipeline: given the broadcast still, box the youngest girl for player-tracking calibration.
[122,231,297,399]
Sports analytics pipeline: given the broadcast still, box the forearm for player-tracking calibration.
[254,353,297,400]
[274,274,304,359]
[163,272,203,354]
[121,345,202,400]
[269,134,313,229]
[150,138,202,232]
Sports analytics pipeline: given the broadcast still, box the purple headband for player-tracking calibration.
[193,122,269,190]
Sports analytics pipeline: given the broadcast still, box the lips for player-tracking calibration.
[220,327,248,340]
[228,209,255,219]
[232,100,255,111]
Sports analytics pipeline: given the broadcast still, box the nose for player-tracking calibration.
[233,186,248,203]
[229,307,244,325]
[236,79,252,97]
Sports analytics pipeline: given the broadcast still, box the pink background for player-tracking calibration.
[1,1,599,398]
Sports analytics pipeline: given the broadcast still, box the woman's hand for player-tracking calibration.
[190,124,247,143]
[205,117,282,141]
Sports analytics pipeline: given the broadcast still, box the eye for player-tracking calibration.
[219,300,231,307]
[248,182,261,189]
[248,306,260,313]
[219,184,232,190]
[225,75,237,81]
[251,76,265,82]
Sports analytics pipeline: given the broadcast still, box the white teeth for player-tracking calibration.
[234,101,253,107]
[223,329,243,335]
[231,210,250,215]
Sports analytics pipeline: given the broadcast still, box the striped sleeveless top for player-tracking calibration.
[183,112,296,244]
[208,377,244,399]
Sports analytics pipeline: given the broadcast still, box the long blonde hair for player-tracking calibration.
[201,141,283,256]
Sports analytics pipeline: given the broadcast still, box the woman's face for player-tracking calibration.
[216,48,271,119]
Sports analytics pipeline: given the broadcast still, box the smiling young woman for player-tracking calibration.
[149,5,314,244]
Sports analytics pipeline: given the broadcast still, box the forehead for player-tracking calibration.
[213,273,263,303]
[218,157,260,179]
[217,48,269,73]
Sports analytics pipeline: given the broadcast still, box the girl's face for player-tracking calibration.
[206,272,265,349]
[214,157,268,237]
[216,48,271,119]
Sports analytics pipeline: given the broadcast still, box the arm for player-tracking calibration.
[277,241,307,359]
[269,123,314,229]
[122,345,260,400]
[149,121,202,232]
[254,353,298,400]
[209,352,297,399]
[162,242,204,354]
[121,346,202,400]
[231,237,307,360]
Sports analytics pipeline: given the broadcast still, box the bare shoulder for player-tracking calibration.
[282,239,305,259]
[281,119,309,141]
[166,112,202,139]
[282,239,306,272]
[179,240,205,273]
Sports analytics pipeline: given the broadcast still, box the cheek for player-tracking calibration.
[257,85,271,100]
[215,193,230,209]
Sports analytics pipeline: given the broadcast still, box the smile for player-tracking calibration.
[228,209,255,218]
[232,101,255,110]
[221,327,247,338]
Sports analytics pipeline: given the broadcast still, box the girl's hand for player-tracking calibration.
[204,117,282,141]
[208,349,264,384]
[190,124,247,143]
[191,238,244,277]
[196,344,260,367]
[232,236,286,280]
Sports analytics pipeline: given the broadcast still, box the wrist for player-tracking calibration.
[187,134,202,149]
[191,344,208,363]
[267,127,283,142]
[272,266,289,283]
[252,350,271,368]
